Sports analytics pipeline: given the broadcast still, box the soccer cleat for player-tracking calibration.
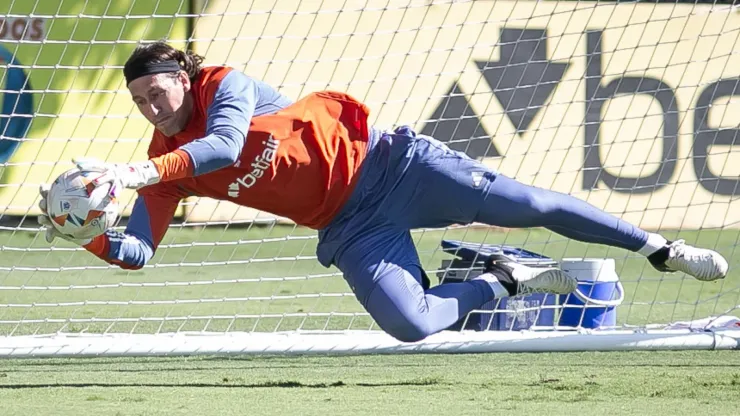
[649,240,728,282]
[483,258,577,296]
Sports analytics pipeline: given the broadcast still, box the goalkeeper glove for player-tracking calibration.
[37,184,92,245]
[74,157,160,190]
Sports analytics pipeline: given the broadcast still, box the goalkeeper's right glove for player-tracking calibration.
[37,184,92,246]
[74,157,160,190]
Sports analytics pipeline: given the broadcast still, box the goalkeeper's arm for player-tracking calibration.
[83,183,186,269]
[77,71,293,190]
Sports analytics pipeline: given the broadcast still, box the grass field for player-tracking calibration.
[0,225,738,414]
[1,352,740,415]
[0,226,737,334]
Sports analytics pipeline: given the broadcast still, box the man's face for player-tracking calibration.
[129,71,192,136]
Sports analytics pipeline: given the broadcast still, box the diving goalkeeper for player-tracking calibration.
[38,42,729,343]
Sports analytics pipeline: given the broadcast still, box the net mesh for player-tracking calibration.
[0,0,738,343]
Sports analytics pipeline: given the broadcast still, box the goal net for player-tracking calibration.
[0,0,739,357]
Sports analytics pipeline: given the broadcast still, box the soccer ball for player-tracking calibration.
[46,169,121,239]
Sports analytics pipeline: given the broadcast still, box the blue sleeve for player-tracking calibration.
[90,185,183,269]
[179,71,293,176]
[99,196,156,269]
[102,229,154,269]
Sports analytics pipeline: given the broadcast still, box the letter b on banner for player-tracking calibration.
[583,31,678,194]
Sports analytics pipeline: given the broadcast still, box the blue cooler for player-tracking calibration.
[558,258,624,329]
[438,240,559,331]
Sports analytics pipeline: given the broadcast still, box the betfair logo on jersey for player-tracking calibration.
[227,182,239,198]
[228,134,279,198]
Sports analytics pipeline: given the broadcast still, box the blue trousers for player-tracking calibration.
[317,127,648,342]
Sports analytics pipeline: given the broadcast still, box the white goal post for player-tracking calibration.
[0,0,739,357]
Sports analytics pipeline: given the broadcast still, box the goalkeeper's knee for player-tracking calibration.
[378,313,434,343]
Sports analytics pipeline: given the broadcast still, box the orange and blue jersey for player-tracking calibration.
[83,66,374,269]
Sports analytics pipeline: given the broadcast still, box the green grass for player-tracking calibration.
[0,225,738,335]
[1,352,740,415]
[0,225,739,414]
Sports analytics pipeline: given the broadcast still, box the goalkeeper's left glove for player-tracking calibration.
[74,157,160,190]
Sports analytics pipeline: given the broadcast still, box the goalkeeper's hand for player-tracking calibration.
[37,184,92,246]
[74,157,160,190]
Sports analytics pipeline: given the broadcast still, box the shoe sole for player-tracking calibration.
[665,258,728,282]
[670,265,728,282]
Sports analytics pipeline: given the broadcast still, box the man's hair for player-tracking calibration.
[124,41,204,82]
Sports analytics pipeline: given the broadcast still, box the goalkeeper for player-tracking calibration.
[38,42,729,343]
